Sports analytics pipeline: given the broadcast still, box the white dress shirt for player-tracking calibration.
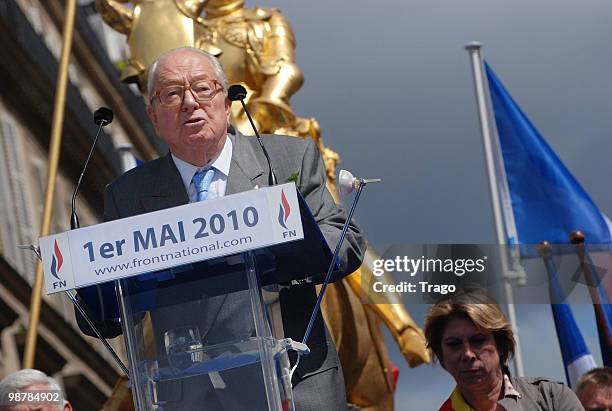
[171,136,233,202]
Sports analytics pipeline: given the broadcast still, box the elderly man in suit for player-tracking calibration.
[77,47,364,410]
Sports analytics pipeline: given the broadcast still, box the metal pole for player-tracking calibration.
[465,41,525,377]
[302,181,365,345]
[65,291,129,375]
[23,0,77,368]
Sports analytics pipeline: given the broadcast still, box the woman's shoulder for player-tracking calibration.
[510,376,584,410]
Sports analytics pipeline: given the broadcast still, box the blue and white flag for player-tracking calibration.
[543,253,597,387]
[484,62,600,384]
[550,304,597,388]
[485,62,612,256]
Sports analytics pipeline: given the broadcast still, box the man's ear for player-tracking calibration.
[146,104,157,126]
[225,96,231,119]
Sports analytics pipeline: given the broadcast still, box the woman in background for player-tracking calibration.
[424,288,583,410]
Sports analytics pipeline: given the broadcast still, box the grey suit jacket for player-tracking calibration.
[78,132,364,410]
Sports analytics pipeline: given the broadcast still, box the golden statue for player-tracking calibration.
[96,1,429,409]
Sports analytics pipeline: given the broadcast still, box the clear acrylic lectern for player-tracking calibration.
[116,249,296,411]
[111,192,334,411]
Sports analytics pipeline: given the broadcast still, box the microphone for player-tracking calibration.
[69,107,131,376]
[227,84,277,185]
[70,107,114,229]
[338,169,382,194]
[93,106,113,125]
[228,85,247,101]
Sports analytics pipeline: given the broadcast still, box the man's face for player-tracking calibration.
[440,316,501,389]
[147,50,231,166]
[579,383,612,411]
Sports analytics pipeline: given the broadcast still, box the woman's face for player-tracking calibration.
[441,316,501,388]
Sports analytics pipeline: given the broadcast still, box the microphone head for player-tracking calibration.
[228,84,247,101]
[338,169,357,194]
[94,107,114,126]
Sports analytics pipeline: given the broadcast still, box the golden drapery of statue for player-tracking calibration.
[95,1,430,409]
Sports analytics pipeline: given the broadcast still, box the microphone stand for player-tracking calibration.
[66,290,129,375]
[66,107,129,375]
[289,174,379,380]
[71,108,112,229]
[302,181,365,345]
[227,84,277,186]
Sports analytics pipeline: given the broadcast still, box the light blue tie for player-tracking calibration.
[192,167,216,202]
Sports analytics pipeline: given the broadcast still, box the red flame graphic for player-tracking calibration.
[54,240,64,272]
[281,190,290,222]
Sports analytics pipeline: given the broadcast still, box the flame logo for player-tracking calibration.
[278,190,291,229]
[50,240,64,280]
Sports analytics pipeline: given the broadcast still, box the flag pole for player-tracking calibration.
[465,41,525,376]
[570,231,612,366]
[537,240,597,387]
[537,241,571,386]
[570,231,604,306]
[23,0,77,367]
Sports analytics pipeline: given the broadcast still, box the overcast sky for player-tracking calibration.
[246,0,612,408]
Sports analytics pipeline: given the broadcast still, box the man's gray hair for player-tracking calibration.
[146,47,229,103]
[0,369,65,407]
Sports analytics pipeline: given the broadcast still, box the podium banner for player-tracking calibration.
[39,183,303,294]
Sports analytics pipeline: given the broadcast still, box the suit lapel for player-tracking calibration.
[141,135,265,208]
[140,153,189,213]
[226,132,267,195]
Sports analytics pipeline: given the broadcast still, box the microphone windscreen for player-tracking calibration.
[338,169,356,194]
[228,84,247,101]
[94,107,114,125]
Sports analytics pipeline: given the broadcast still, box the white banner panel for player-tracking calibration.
[39,184,303,294]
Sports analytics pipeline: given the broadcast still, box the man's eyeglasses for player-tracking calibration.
[150,79,223,107]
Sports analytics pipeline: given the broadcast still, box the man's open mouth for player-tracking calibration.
[185,118,205,125]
